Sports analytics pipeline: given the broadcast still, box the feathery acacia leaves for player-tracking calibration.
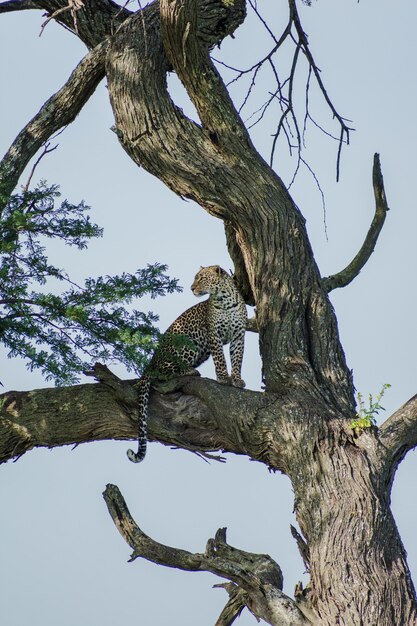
[0,182,180,384]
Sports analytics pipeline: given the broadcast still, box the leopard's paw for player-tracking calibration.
[231,377,246,389]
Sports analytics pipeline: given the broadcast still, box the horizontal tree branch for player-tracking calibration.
[103,483,312,626]
[0,363,308,470]
[0,39,107,209]
[323,153,389,292]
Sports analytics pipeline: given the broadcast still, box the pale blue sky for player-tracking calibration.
[1,1,417,624]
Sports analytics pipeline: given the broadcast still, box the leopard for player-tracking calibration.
[127,265,247,463]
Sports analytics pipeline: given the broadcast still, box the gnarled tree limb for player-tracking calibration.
[0,360,340,472]
[103,483,312,626]
[323,153,389,292]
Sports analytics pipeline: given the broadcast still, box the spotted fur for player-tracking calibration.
[127,265,247,463]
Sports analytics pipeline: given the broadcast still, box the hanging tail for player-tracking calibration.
[127,375,151,463]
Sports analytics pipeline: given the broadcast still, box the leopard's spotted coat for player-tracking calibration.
[127,265,247,463]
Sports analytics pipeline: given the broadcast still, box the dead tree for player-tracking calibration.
[1,0,417,624]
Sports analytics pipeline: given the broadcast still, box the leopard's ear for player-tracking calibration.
[215,265,226,276]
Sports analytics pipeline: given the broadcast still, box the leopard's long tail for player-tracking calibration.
[126,374,151,463]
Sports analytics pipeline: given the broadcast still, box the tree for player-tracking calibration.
[1,1,417,625]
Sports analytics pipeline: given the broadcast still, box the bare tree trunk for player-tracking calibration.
[1,0,417,624]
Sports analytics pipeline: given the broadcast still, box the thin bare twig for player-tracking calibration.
[270,41,302,167]
[214,0,353,183]
[110,0,134,35]
[39,0,84,36]
[289,0,353,180]
[22,142,59,192]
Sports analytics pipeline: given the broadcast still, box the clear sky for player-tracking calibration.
[1,1,417,625]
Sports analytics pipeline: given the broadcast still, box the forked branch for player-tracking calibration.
[322,153,389,292]
[103,484,311,626]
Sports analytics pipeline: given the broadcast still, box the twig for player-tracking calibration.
[300,156,327,240]
[289,0,353,180]
[214,0,353,182]
[22,142,59,192]
[110,0,134,35]
[39,0,84,36]
[270,41,302,167]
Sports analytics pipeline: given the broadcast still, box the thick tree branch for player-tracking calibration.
[0,362,339,473]
[0,366,279,468]
[378,394,417,475]
[103,483,312,626]
[323,153,389,292]
[106,0,250,222]
[0,40,107,208]
[160,0,251,150]
[0,0,38,12]
[3,0,132,47]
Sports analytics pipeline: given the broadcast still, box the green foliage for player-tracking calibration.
[350,383,391,434]
[149,333,198,380]
[0,181,180,385]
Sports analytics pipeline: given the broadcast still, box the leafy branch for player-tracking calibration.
[0,182,180,385]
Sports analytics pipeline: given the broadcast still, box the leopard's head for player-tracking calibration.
[191,265,230,297]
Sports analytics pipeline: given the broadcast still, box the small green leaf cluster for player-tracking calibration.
[0,181,181,385]
[350,383,391,434]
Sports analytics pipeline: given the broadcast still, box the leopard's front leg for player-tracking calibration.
[230,331,245,388]
[208,331,230,385]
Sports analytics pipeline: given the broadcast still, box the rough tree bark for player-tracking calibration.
[1,0,417,624]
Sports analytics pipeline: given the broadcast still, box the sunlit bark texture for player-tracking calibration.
[1,0,417,624]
